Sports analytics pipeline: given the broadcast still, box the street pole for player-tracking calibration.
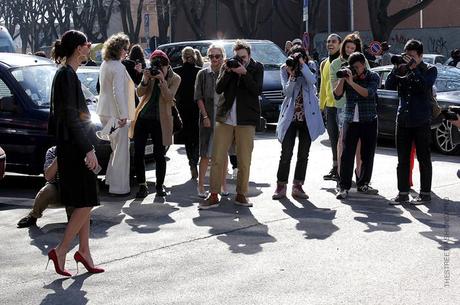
[350,0,354,31]
[327,0,331,33]
[168,0,172,42]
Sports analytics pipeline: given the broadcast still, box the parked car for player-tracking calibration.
[0,26,15,53]
[0,146,5,179]
[0,53,115,175]
[158,39,287,122]
[77,66,100,97]
[372,64,460,155]
[422,54,446,65]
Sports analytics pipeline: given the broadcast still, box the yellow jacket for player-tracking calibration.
[319,58,335,110]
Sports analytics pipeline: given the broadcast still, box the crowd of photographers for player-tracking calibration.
[16,33,460,230]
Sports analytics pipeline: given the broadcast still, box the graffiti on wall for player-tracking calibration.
[314,27,459,59]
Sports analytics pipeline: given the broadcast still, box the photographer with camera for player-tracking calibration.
[272,45,325,200]
[130,50,181,198]
[385,39,437,204]
[333,52,380,199]
[199,40,263,209]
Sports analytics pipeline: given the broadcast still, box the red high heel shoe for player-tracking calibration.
[46,249,72,277]
[74,251,105,274]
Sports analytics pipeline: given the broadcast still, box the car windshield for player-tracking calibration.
[222,42,286,67]
[77,70,99,96]
[11,65,57,108]
[435,65,460,92]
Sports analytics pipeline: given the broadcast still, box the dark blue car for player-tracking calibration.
[0,53,112,175]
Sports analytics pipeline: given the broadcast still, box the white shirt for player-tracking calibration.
[225,98,237,126]
[353,104,359,122]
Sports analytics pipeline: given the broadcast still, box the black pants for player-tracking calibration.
[185,140,199,168]
[276,121,312,184]
[134,118,166,189]
[396,123,432,194]
[326,106,339,166]
[339,119,378,190]
[229,155,238,169]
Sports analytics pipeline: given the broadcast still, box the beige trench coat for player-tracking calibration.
[129,70,181,146]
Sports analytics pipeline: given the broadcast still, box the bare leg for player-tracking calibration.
[54,207,92,270]
[221,157,228,193]
[77,215,96,267]
[337,129,343,174]
[198,157,209,193]
[355,139,362,177]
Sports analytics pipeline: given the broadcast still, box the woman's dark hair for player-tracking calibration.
[404,39,423,55]
[51,30,87,64]
[288,45,312,61]
[348,52,366,66]
[340,33,363,60]
[129,44,145,64]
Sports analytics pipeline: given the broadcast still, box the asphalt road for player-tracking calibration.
[0,130,459,305]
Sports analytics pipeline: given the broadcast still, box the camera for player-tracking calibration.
[285,53,304,77]
[226,56,243,69]
[336,65,356,78]
[149,58,162,76]
[391,53,416,76]
[441,106,460,120]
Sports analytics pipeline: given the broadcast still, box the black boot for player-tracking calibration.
[136,185,149,198]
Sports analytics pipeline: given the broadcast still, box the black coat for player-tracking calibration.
[173,62,201,143]
[49,65,98,207]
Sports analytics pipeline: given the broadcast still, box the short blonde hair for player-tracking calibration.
[102,33,130,61]
[207,44,226,59]
[181,46,196,64]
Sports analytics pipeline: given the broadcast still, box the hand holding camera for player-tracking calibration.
[226,56,246,75]
[391,53,416,76]
[285,53,304,78]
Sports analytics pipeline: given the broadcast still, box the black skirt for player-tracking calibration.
[57,143,99,208]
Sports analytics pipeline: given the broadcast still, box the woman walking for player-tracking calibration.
[47,30,104,276]
[273,45,325,199]
[97,33,135,196]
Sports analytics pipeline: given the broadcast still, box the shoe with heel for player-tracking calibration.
[46,248,72,277]
[74,251,105,274]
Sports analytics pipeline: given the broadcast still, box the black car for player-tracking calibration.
[0,53,113,175]
[158,39,286,123]
[372,64,460,155]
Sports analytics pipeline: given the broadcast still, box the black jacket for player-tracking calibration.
[215,58,264,126]
[385,61,437,127]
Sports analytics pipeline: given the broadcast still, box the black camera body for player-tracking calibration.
[149,59,162,76]
[391,53,416,76]
[441,106,460,120]
[285,53,304,77]
[226,56,243,69]
[336,65,357,78]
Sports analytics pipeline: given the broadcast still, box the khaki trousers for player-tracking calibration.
[29,183,73,219]
[210,122,255,195]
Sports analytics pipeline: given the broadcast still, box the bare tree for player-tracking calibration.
[181,0,211,40]
[156,0,179,44]
[118,0,144,43]
[219,0,273,38]
[0,0,20,39]
[266,0,321,50]
[368,0,435,42]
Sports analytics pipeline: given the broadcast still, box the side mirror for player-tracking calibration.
[0,96,18,113]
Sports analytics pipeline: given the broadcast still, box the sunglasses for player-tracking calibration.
[208,54,222,59]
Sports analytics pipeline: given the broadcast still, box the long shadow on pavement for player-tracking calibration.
[40,273,92,305]
[338,192,412,233]
[278,197,339,239]
[193,199,277,255]
[122,200,179,234]
[403,191,460,250]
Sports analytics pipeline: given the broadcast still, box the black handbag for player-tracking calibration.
[171,105,183,134]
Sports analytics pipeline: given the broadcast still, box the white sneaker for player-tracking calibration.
[197,187,208,198]
[336,189,348,199]
[232,168,238,180]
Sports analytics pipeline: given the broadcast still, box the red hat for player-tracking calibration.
[150,50,169,64]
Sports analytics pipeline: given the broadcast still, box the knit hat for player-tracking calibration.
[150,49,170,64]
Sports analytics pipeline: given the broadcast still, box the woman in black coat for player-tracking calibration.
[47,30,104,277]
[173,47,201,179]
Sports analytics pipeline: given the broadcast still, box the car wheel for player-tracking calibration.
[432,119,460,155]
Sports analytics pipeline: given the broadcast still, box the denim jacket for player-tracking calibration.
[276,62,325,143]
